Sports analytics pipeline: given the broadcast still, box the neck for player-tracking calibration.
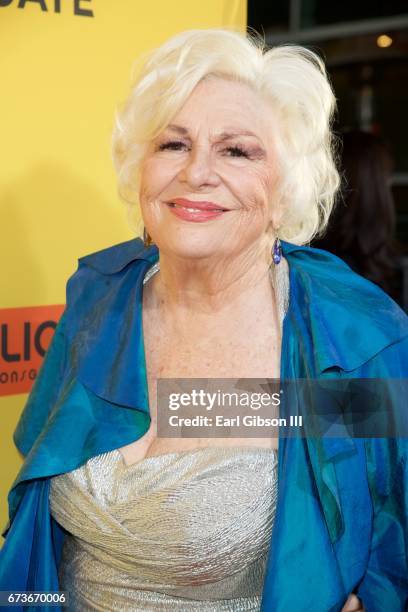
[144,243,274,319]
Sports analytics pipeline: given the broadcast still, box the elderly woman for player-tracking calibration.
[1,28,407,612]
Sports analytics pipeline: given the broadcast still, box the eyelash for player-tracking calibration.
[157,140,251,159]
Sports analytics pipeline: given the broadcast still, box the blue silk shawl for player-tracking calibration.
[1,238,407,612]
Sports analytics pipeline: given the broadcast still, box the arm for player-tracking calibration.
[13,309,68,458]
[355,335,408,611]
[0,311,69,609]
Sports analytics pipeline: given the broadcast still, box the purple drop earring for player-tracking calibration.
[272,237,282,265]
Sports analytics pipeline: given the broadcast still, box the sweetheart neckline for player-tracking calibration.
[113,444,278,470]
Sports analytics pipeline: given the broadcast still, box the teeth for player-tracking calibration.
[170,203,224,212]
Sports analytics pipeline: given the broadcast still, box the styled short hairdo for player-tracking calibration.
[111,28,340,245]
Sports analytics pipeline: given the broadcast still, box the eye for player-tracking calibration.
[157,140,188,151]
[223,146,250,158]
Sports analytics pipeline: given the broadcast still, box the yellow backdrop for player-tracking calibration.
[0,0,246,544]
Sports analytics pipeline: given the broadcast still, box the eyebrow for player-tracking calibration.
[165,124,263,142]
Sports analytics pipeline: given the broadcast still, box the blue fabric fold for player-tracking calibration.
[1,238,407,612]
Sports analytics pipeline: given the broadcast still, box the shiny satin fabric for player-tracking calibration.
[1,238,408,612]
[49,446,278,611]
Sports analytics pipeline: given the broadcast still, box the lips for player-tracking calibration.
[168,198,229,212]
[165,198,229,223]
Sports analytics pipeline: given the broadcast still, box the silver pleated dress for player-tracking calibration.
[50,446,278,611]
[49,258,288,611]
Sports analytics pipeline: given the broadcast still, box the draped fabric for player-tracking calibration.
[49,446,278,610]
[0,238,407,612]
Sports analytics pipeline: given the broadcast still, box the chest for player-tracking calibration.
[119,295,282,462]
[143,309,281,381]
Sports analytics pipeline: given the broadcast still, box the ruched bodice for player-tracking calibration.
[49,445,278,611]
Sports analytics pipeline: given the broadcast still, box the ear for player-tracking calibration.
[269,197,285,231]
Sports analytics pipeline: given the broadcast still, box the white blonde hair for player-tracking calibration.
[111,28,340,244]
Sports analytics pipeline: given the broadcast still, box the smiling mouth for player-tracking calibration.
[167,203,229,212]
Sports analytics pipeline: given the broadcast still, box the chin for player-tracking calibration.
[159,235,224,261]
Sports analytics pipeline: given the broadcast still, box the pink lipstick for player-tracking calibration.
[166,198,229,222]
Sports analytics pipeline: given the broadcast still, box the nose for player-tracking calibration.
[178,144,220,189]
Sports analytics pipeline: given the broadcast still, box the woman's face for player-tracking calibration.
[139,77,281,262]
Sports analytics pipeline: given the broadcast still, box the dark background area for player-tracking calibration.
[248,1,408,307]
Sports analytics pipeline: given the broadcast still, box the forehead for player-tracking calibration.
[168,77,273,139]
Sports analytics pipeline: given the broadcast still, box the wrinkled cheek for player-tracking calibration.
[138,186,161,230]
[227,203,270,249]
[138,166,154,206]
[239,192,272,230]
[140,162,179,207]
[139,174,163,214]
[138,186,153,222]
[140,197,164,228]
[237,168,275,215]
